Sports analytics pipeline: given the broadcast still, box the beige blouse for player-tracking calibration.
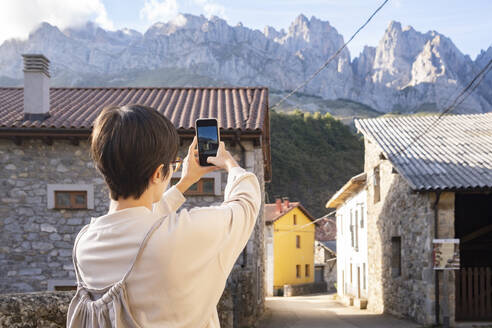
[75,167,261,328]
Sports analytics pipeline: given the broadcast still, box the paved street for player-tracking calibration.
[257,294,422,328]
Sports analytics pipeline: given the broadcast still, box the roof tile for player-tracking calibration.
[355,112,492,191]
[0,87,268,132]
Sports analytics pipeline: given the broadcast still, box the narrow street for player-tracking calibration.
[258,294,422,328]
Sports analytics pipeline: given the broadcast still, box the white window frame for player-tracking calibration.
[171,171,222,196]
[47,184,94,209]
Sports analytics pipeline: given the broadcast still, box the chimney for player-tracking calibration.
[275,198,282,213]
[22,54,50,120]
[283,197,290,209]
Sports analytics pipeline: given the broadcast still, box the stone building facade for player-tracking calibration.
[363,137,454,324]
[0,137,267,327]
[353,113,492,326]
[314,241,336,291]
[314,217,337,291]
[0,54,271,327]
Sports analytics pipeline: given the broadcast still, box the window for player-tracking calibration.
[171,178,215,195]
[296,265,301,278]
[360,205,365,228]
[373,165,381,203]
[293,214,297,225]
[350,263,353,283]
[55,191,87,209]
[354,209,359,250]
[296,235,300,248]
[305,264,310,277]
[391,237,402,277]
[363,263,366,290]
[350,210,354,247]
[171,171,221,196]
[47,184,94,210]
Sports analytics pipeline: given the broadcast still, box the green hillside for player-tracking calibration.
[266,110,364,218]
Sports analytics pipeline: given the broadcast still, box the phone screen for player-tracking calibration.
[196,119,219,166]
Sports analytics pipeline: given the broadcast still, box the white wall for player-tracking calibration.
[336,188,368,299]
[264,224,274,296]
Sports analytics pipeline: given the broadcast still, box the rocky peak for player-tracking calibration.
[475,46,492,64]
[263,26,285,40]
[29,22,63,39]
[144,14,207,37]
[0,15,490,114]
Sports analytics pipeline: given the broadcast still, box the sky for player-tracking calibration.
[0,0,490,59]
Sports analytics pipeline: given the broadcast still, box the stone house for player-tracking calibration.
[0,54,272,328]
[326,172,368,309]
[314,216,337,291]
[264,198,316,296]
[353,113,492,325]
[314,240,336,291]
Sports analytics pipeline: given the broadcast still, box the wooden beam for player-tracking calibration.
[461,224,492,243]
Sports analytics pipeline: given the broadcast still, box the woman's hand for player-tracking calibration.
[175,136,218,194]
[206,141,240,171]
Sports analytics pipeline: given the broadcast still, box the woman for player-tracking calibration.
[67,104,261,327]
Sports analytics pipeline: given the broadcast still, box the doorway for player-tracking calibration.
[454,192,492,321]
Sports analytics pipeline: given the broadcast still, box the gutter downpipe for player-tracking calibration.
[433,190,441,326]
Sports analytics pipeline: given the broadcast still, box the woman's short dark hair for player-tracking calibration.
[90,104,179,201]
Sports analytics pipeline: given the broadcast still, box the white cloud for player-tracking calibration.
[140,0,180,24]
[139,0,226,26]
[0,0,114,44]
[194,0,226,19]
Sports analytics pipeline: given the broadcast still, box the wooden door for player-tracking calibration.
[455,267,492,321]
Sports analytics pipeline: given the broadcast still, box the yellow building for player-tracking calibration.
[265,198,315,295]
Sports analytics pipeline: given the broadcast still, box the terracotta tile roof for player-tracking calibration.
[264,201,315,224]
[355,112,492,191]
[0,87,268,131]
[0,86,272,182]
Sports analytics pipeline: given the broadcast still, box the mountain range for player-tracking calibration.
[0,14,491,114]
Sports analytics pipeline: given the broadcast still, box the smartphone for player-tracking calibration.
[195,118,220,166]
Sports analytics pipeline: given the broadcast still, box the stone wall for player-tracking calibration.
[283,282,327,296]
[0,137,265,328]
[314,242,337,291]
[0,291,73,328]
[363,137,455,325]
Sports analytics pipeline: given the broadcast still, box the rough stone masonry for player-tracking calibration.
[0,137,265,328]
[364,137,456,326]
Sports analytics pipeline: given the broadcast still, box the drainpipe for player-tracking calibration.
[433,190,441,326]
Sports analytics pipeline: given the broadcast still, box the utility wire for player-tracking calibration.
[387,58,492,160]
[269,0,390,111]
[274,214,333,237]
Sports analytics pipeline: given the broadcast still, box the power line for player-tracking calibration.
[388,58,492,159]
[274,212,335,237]
[269,0,390,111]
[274,58,492,236]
